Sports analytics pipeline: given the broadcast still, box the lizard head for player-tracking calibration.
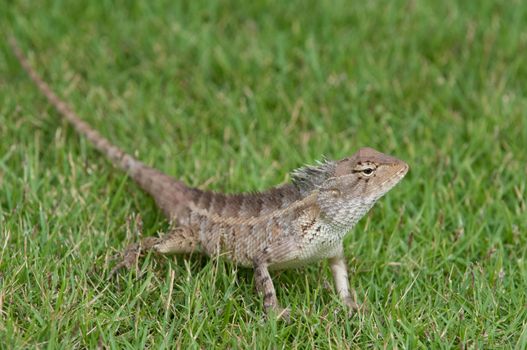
[328,147,409,200]
[292,147,408,228]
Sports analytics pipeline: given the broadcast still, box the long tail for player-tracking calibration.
[9,37,191,219]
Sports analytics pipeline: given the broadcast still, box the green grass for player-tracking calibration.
[1,0,527,348]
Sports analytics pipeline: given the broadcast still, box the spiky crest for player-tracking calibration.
[291,158,336,195]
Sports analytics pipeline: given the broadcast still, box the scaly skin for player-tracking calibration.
[10,37,409,319]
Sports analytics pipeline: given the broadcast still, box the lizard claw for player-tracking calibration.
[343,296,368,315]
[109,237,161,278]
[344,296,360,310]
[109,243,142,278]
[265,306,291,323]
[277,307,291,322]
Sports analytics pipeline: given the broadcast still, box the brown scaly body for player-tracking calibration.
[10,37,408,319]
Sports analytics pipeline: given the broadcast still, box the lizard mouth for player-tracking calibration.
[393,163,409,182]
[399,163,410,177]
[378,162,409,191]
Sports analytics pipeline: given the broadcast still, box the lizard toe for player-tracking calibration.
[109,243,142,277]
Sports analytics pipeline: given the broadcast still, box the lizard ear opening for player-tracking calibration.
[291,159,336,193]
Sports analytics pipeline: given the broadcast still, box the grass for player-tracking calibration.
[1,0,527,348]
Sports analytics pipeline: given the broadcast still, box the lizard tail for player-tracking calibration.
[9,36,191,219]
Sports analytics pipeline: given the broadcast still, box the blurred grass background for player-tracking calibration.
[1,0,527,348]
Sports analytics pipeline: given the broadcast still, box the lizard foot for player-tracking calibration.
[276,307,291,322]
[344,296,360,310]
[344,295,369,315]
[266,306,291,323]
[109,243,142,277]
[109,237,160,277]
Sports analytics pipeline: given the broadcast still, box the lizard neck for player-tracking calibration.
[319,197,377,234]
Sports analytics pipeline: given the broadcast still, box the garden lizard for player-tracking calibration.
[10,37,409,319]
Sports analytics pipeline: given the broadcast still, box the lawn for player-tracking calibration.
[1,0,527,348]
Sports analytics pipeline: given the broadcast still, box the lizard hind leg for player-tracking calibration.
[110,226,199,276]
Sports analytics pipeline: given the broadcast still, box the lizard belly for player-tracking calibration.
[269,223,345,270]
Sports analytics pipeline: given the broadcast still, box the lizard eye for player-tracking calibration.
[353,163,377,176]
[361,168,374,176]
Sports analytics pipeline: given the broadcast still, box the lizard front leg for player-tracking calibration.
[253,261,290,320]
[329,251,360,311]
[252,239,299,321]
[110,225,199,275]
[253,263,278,311]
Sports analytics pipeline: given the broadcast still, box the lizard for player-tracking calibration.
[9,37,409,319]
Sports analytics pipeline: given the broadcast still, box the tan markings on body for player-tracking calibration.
[188,192,318,226]
[271,219,281,240]
[299,204,321,235]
